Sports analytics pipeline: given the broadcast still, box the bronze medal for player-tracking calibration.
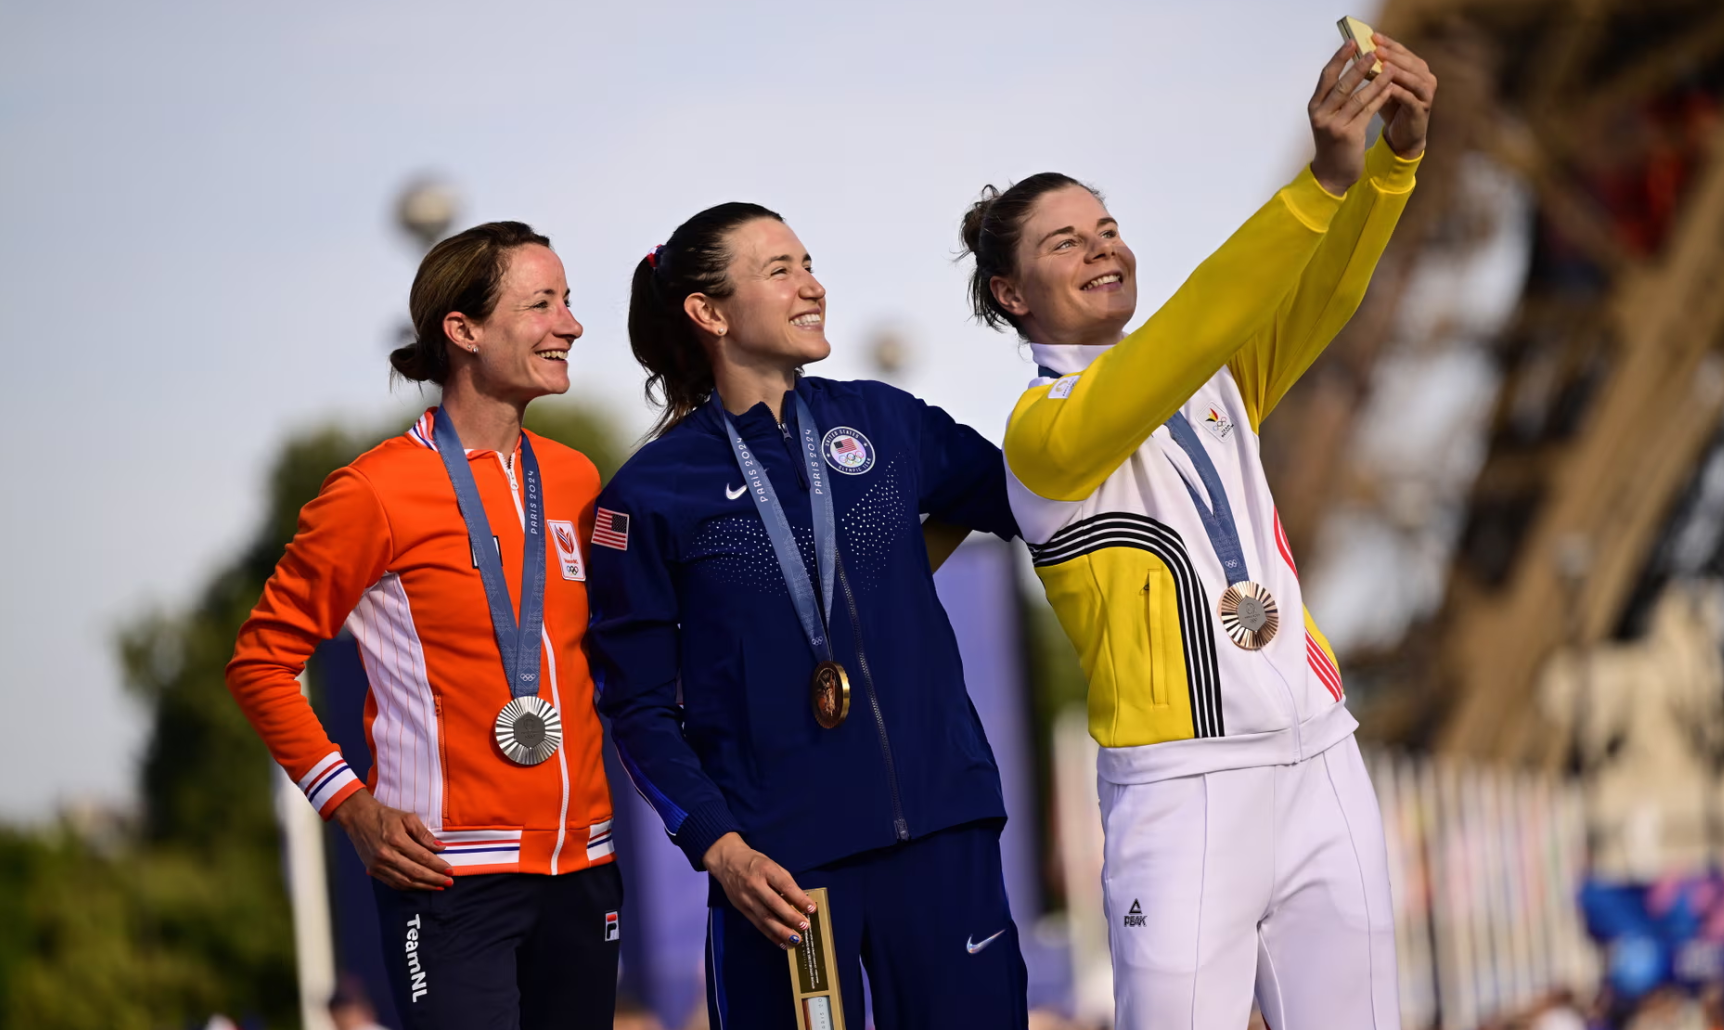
[1218,581,1279,650]
[810,661,851,729]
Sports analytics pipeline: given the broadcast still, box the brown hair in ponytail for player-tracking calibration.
[628,202,784,437]
[959,173,1100,334]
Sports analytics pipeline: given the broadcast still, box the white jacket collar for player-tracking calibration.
[1028,340,1120,378]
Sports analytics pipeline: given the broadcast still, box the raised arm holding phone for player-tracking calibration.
[963,29,1435,1029]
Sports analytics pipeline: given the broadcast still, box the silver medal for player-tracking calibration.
[494,695,563,766]
[1218,581,1279,650]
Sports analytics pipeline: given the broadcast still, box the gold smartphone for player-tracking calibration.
[1337,16,1385,78]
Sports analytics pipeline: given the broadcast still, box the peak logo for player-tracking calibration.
[1123,899,1147,928]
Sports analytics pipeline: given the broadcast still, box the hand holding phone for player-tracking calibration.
[1337,16,1385,78]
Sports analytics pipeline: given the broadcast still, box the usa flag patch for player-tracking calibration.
[592,508,631,551]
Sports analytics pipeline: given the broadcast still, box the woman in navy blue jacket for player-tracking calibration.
[586,202,1027,1029]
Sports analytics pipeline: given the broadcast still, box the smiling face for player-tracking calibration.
[461,243,582,403]
[702,218,830,370]
[993,185,1137,347]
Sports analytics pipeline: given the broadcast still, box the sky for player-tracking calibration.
[0,0,1378,821]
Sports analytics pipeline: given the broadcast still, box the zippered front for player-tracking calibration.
[588,378,1019,875]
[779,420,909,841]
[1142,570,1170,707]
[837,553,909,841]
[494,447,574,870]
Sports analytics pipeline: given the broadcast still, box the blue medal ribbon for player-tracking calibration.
[1162,413,1251,586]
[718,393,837,664]
[433,412,547,699]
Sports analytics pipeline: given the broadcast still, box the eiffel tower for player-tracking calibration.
[1260,0,1724,763]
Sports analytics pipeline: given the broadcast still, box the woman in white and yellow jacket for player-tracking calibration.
[961,35,1436,1029]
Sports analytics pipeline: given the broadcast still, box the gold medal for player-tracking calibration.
[494,696,563,765]
[1218,581,1279,650]
[810,661,851,729]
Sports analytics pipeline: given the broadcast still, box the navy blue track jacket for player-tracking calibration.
[587,376,1020,874]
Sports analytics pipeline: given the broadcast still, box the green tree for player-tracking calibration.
[0,401,624,1029]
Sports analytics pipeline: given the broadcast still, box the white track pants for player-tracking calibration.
[1099,735,1399,1029]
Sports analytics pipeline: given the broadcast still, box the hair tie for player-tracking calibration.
[647,244,669,276]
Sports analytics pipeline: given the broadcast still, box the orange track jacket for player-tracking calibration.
[227,409,614,876]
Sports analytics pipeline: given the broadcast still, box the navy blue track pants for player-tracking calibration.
[373,863,623,1029]
[705,819,1028,1029]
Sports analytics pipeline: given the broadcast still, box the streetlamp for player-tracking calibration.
[390,179,463,348]
[395,177,461,254]
[870,327,912,381]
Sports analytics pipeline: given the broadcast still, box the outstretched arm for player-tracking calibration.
[1005,41,1403,503]
[913,389,1021,553]
[1230,33,1436,430]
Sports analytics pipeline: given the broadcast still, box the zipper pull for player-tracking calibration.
[779,420,809,489]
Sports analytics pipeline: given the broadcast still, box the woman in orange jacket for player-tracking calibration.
[226,221,620,1028]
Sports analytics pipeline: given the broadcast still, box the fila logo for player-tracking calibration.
[405,913,430,1001]
[605,911,620,943]
[1123,899,1146,928]
[548,519,585,581]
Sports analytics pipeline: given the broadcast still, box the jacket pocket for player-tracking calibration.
[737,641,811,772]
[1105,551,1199,747]
[1142,569,1172,708]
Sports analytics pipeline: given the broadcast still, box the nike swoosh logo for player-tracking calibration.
[965,929,1005,954]
[725,484,747,500]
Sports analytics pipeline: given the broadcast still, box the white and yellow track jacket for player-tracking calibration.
[1005,139,1420,785]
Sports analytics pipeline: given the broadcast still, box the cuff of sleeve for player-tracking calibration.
[1366,136,1422,193]
[298,751,363,819]
[1279,166,1347,233]
[675,800,745,871]
[318,779,364,820]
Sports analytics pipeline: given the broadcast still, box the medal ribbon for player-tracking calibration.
[433,411,547,699]
[1162,413,1251,586]
[718,393,837,664]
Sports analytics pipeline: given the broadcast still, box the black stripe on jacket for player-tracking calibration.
[1027,512,1224,738]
